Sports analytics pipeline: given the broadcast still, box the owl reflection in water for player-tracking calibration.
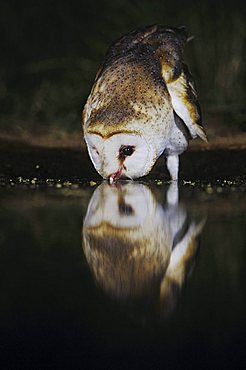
[82,25,207,183]
[82,183,205,318]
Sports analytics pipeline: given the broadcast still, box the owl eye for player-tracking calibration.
[118,202,134,216]
[119,145,135,157]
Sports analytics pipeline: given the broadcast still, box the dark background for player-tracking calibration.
[0,0,245,141]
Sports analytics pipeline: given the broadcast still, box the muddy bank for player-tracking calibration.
[0,139,245,184]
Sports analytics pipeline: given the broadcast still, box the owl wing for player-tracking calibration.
[142,26,207,141]
[165,64,207,141]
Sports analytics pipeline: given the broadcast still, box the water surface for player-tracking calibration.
[0,182,245,369]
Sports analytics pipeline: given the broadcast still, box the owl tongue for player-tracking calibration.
[108,166,123,185]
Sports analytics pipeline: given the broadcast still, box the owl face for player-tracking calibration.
[83,182,160,230]
[84,132,157,181]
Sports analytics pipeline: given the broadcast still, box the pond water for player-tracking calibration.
[0,182,245,369]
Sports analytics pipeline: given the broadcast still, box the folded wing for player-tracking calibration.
[145,26,208,141]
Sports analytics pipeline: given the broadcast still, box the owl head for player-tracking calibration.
[84,131,157,183]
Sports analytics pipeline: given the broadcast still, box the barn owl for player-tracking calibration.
[82,25,207,183]
[82,182,205,318]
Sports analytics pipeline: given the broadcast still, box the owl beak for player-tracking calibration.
[108,166,123,185]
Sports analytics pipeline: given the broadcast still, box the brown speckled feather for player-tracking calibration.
[83,25,206,141]
[83,42,171,137]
